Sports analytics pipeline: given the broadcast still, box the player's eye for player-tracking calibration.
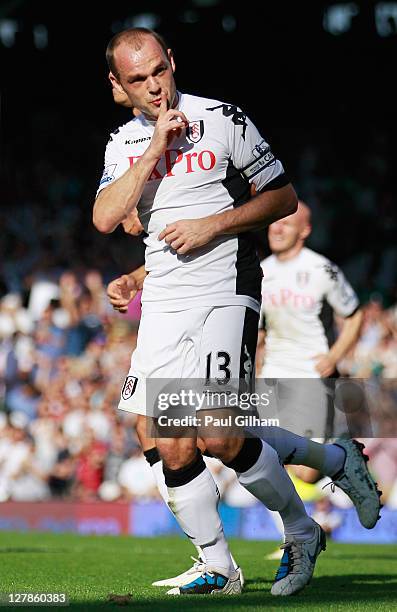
[154,66,166,76]
[128,76,145,84]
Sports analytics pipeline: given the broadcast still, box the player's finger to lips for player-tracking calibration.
[159,92,167,114]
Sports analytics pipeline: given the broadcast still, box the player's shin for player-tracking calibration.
[228,437,314,540]
[162,449,234,578]
[251,426,345,476]
[144,445,242,587]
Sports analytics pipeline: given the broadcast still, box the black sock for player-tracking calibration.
[143,446,161,466]
[224,437,262,473]
[163,450,206,487]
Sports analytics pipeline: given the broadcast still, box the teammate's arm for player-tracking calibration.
[313,309,363,377]
[158,184,297,255]
[93,93,188,234]
[107,265,147,313]
[314,263,362,377]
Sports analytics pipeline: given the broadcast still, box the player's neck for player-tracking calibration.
[275,243,305,262]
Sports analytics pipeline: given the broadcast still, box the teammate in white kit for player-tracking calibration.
[255,201,366,559]
[258,202,363,477]
[259,201,362,379]
[95,28,381,596]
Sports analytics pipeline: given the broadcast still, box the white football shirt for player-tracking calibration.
[259,247,359,377]
[97,92,287,313]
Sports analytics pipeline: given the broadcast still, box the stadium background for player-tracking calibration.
[1,0,397,545]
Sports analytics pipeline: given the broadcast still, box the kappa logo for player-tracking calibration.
[125,136,151,145]
[121,376,138,400]
[187,120,204,143]
[323,263,339,282]
[206,103,248,140]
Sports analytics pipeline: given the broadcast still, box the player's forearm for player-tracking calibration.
[93,150,159,233]
[329,309,363,363]
[128,265,147,290]
[212,184,297,236]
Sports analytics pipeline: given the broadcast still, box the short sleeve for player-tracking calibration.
[96,133,130,197]
[226,105,286,191]
[323,261,359,317]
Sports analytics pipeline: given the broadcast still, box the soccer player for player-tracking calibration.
[255,200,367,558]
[258,202,363,469]
[94,28,380,596]
[107,76,246,590]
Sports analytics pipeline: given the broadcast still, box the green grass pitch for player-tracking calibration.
[0,531,396,611]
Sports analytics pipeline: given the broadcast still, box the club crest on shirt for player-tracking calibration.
[187,120,204,143]
[296,271,310,287]
[121,376,138,400]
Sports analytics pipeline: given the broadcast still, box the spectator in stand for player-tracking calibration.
[74,437,107,501]
[118,447,157,501]
[312,496,342,536]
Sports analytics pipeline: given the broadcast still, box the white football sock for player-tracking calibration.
[166,465,234,577]
[196,544,239,570]
[250,426,345,476]
[237,441,314,541]
[150,459,169,503]
[151,457,238,572]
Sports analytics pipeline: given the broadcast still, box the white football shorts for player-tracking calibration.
[118,305,258,417]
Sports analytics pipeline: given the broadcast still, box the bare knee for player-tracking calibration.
[204,437,244,463]
[156,437,197,470]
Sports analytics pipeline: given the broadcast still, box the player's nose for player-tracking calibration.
[270,223,283,235]
[147,76,161,93]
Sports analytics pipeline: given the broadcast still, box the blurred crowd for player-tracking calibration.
[0,267,396,541]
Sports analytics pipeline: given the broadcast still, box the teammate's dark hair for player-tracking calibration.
[106,28,169,79]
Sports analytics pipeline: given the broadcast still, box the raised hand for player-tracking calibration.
[107,274,139,313]
[147,92,188,158]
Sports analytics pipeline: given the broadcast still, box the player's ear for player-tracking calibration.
[301,224,312,240]
[167,49,176,73]
[109,72,121,90]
